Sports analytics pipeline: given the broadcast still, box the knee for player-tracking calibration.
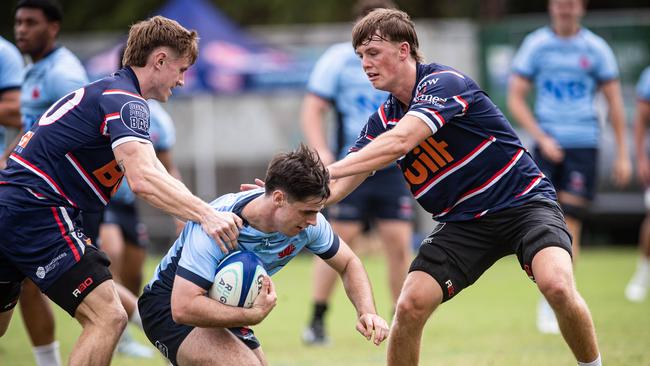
[79,298,128,335]
[537,277,575,306]
[394,293,435,325]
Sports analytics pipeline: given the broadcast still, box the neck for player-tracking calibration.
[241,196,276,233]
[394,59,418,106]
[552,22,580,37]
[30,42,56,63]
[130,66,150,98]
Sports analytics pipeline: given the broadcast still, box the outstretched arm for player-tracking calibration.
[113,140,242,252]
[325,239,389,345]
[600,79,632,187]
[634,99,650,186]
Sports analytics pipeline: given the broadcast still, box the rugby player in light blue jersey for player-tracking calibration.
[508,0,630,335]
[139,145,389,366]
[325,9,601,366]
[0,36,22,157]
[625,66,650,303]
[300,0,413,345]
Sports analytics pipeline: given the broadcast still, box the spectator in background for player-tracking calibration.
[507,0,631,334]
[8,1,88,365]
[625,66,650,302]
[0,36,22,158]
[300,0,413,345]
[97,45,184,358]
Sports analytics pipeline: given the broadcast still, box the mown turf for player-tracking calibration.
[1,246,648,365]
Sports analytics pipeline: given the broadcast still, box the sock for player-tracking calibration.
[33,341,62,366]
[578,354,601,366]
[312,302,328,324]
[129,302,143,329]
[638,257,649,277]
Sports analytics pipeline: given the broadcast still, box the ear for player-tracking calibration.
[151,48,167,70]
[398,42,410,61]
[271,190,286,207]
[48,21,60,38]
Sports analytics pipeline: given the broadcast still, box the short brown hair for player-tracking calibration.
[264,144,330,203]
[122,16,199,67]
[352,8,423,63]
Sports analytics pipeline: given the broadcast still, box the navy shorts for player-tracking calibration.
[102,201,149,248]
[328,165,414,221]
[533,147,598,201]
[0,186,112,315]
[139,292,260,366]
[410,196,572,303]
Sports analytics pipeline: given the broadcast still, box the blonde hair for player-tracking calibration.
[123,16,199,67]
[352,8,423,63]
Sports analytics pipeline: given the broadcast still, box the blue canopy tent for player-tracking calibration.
[85,0,312,94]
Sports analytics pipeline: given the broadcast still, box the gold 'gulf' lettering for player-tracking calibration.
[404,137,454,185]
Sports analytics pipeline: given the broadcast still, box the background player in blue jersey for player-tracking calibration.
[625,66,650,302]
[507,0,631,334]
[139,145,389,366]
[8,1,88,365]
[323,9,601,366]
[0,16,243,366]
[0,36,22,156]
[300,0,413,345]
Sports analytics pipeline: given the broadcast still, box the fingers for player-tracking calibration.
[254,178,266,187]
[356,314,389,345]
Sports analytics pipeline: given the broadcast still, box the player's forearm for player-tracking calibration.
[172,293,261,328]
[328,134,406,179]
[609,100,628,158]
[340,257,378,317]
[0,91,21,128]
[327,173,369,206]
[634,103,650,163]
[507,93,547,143]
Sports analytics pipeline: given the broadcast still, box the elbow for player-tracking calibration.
[171,301,190,324]
[393,135,414,157]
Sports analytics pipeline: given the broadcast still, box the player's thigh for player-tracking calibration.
[410,220,509,303]
[0,309,14,337]
[330,220,364,247]
[98,223,125,261]
[122,244,146,278]
[376,220,413,252]
[74,279,125,328]
[177,327,262,366]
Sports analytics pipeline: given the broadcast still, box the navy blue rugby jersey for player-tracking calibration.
[350,63,557,221]
[0,67,151,212]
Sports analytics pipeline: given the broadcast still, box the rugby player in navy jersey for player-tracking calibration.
[0,16,242,366]
[325,9,602,366]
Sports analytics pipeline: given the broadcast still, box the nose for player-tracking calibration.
[177,72,185,87]
[306,214,318,227]
[361,56,371,70]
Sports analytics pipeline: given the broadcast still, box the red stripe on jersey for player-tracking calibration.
[515,173,544,198]
[50,207,81,262]
[10,154,77,207]
[379,105,387,128]
[100,113,120,136]
[65,153,109,205]
[425,108,446,127]
[102,89,145,100]
[453,96,468,115]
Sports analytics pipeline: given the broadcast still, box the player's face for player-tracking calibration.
[154,53,191,102]
[549,0,584,28]
[355,34,403,92]
[14,8,57,58]
[276,195,325,237]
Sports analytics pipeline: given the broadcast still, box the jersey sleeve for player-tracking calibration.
[637,67,650,102]
[306,45,345,100]
[101,93,152,149]
[348,110,386,154]
[0,43,23,91]
[148,101,176,151]
[177,222,226,290]
[406,71,472,134]
[592,37,619,82]
[511,33,538,79]
[305,213,340,260]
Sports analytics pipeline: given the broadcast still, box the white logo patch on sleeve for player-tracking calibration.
[120,100,150,136]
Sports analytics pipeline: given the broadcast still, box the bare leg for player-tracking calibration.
[532,246,599,363]
[376,220,413,305]
[121,244,146,296]
[177,327,263,365]
[99,224,125,283]
[19,279,56,346]
[0,309,14,337]
[69,280,127,366]
[387,271,443,366]
[557,191,587,260]
[625,213,650,301]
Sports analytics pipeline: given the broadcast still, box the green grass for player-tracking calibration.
[1,247,649,365]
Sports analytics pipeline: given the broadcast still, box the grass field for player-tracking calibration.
[1,246,649,365]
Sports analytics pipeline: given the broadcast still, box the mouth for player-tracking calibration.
[367,72,380,82]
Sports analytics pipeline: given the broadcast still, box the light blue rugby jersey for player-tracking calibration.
[110,99,176,204]
[21,46,88,131]
[307,42,388,159]
[0,36,24,150]
[511,27,619,148]
[143,189,340,295]
[637,66,650,102]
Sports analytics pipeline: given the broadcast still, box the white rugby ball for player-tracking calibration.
[208,251,267,308]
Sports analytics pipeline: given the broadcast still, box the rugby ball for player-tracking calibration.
[208,251,267,308]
